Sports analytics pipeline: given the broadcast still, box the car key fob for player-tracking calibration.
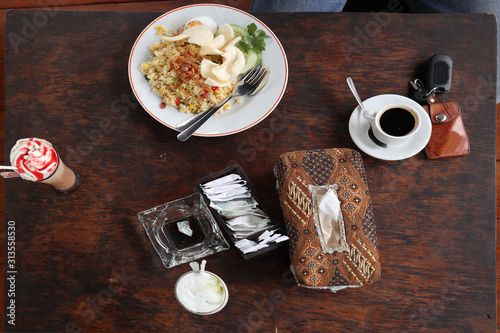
[426,54,452,93]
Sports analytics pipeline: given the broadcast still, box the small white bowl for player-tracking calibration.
[174,271,229,315]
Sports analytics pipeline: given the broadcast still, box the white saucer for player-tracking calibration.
[348,94,432,161]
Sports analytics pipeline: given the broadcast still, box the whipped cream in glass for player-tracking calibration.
[10,138,81,193]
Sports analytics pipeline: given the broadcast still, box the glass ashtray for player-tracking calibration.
[138,193,230,269]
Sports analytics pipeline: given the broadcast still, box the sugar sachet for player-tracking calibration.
[201,172,281,247]
[210,198,257,211]
[226,214,270,228]
[219,208,268,219]
[202,180,247,195]
[177,220,193,237]
[201,174,241,188]
[234,229,289,253]
[204,186,251,202]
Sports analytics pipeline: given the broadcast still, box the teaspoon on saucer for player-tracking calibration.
[346,77,387,148]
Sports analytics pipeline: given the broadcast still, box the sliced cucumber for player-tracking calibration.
[239,49,262,74]
[230,24,249,38]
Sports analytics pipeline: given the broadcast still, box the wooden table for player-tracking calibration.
[3,10,497,332]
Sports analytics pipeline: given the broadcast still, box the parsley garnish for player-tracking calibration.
[236,23,270,55]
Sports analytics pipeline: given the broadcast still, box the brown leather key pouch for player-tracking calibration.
[423,98,470,159]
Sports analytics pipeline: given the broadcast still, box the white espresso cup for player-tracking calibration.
[362,102,421,146]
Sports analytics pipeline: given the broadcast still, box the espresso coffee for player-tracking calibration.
[379,107,416,137]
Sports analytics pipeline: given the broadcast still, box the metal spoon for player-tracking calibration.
[346,77,387,148]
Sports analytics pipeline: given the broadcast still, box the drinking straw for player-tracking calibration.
[0,166,16,170]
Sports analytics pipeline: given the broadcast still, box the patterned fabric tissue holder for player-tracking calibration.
[274,148,381,292]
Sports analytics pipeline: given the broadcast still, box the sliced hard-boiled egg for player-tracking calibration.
[184,16,218,35]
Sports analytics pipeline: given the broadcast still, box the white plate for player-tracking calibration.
[128,4,288,137]
[348,94,432,161]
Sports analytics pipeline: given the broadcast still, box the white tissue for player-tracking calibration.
[311,187,347,252]
[318,189,341,228]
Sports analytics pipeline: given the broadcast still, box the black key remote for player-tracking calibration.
[426,54,452,93]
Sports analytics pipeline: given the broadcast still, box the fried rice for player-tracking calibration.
[140,39,234,115]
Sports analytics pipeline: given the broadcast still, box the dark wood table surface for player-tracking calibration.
[3,10,497,332]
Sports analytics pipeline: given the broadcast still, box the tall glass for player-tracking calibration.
[10,138,81,193]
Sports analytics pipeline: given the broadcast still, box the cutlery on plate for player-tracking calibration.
[176,65,270,133]
[177,65,270,142]
[346,77,387,148]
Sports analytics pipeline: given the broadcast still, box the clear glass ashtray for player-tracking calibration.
[138,193,230,269]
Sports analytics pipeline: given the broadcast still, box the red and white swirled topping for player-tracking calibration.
[10,138,58,181]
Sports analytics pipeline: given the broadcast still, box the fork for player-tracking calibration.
[176,65,269,142]
[176,65,269,132]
